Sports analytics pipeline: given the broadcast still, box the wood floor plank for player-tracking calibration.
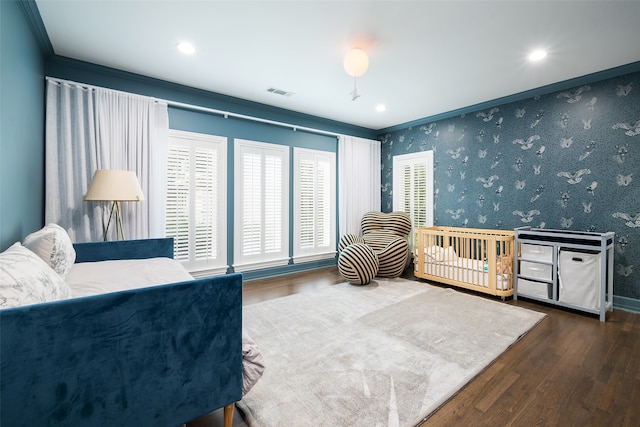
[474,369,520,413]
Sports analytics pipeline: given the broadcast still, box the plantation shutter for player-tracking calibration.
[412,162,428,228]
[299,156,316,249]
[242,152,262,256]
[241,152,282,256]
[264,154,282,254]
[317,157,332,247]
[194,147,217,261]
[166,145,190,261]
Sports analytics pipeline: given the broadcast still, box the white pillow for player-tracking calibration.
[23,223,76,277]
[443,246,458,261]
[425,245,458,262]
[0,242,71,309]
[425,245,445,261]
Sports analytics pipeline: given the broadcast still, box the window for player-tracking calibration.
[166,130,227,276]
[234,139,289,271]
[293,148,336,262]
[393,151,434,230]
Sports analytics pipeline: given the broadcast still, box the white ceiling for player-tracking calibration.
[35,1,640,131]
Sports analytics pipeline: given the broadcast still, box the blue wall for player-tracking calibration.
[45,56,376,142]
[1,1,376,278]
[1,2,375,277]
[44,57,376,278]
[4,1,639,294]
[379,68,640,303]
[0,1,47,250]
[169,107,342,279]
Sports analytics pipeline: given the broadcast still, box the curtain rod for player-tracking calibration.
[46,76,341,139]
[166,99,342,138]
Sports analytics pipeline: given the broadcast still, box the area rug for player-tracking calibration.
[237,278,545,427]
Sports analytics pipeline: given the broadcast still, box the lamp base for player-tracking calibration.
[104,201,126,241]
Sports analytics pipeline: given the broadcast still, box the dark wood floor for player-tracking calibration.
[187,267,640,427]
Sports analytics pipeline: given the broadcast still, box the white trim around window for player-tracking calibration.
[233,139,290,272]
[393,150,434,229]
[166,129,228,276]
[293,147,336,263]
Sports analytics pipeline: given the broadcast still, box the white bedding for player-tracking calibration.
[65,257,193,298]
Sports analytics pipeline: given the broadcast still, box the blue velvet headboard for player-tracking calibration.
[1,238,243,426]
[73,237,174,263]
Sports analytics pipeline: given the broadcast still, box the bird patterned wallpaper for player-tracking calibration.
[379,70,640,300]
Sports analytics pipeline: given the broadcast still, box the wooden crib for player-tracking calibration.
[414,227,515,298]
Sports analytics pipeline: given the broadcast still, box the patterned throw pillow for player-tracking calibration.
[0,242,71,309]
[23,223,76,278]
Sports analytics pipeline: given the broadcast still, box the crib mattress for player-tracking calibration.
[419,257,510,290]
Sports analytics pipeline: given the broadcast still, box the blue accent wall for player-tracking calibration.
[0,0,47,250]
[379,67,640,302]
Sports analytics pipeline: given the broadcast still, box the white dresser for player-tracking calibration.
[514,227,615,321]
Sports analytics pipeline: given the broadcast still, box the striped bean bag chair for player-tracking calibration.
[338,211,412,282]
[337,243,379,285]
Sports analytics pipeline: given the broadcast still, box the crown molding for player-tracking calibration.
[19,0,54,57]
[378,60,640,135]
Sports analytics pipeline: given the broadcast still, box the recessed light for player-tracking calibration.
[177,42,195,55]
[528,49,547,62]
[375,104,386,112]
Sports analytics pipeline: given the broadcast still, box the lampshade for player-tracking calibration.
[84,170,145,202]
[343,48,369,77]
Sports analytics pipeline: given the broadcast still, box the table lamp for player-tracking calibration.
[84,169,145,241]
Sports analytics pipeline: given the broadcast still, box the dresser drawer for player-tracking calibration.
[520,261,552,281]
[517,278,552,300]
[521,243,553,262]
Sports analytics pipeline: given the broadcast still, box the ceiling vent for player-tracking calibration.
[267,87,295,97]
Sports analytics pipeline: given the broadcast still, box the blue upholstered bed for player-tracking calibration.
[0,238,243,427]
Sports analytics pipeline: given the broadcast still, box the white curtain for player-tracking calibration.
[45,79,169,242]
[338,135,381,236]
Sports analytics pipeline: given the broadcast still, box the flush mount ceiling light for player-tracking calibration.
[528,49,547,62]
[177,41,195,55]
[343,48,369,77]
[343,48,369,101]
